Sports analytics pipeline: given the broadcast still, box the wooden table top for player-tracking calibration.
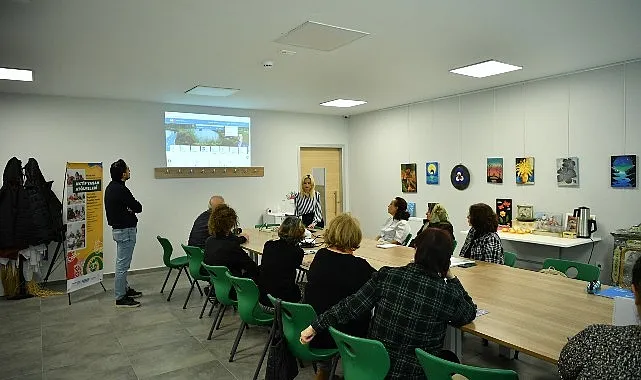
[242,228,613,364]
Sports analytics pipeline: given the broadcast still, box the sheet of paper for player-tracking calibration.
[476,309,489,317]
[595,287,634,299]
[376,243,398,249]
[613,296,641,326]
[450,256,475,267]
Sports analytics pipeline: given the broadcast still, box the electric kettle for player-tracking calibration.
[573,206,597,238]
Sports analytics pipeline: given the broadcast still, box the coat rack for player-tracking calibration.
[154,166,264,179]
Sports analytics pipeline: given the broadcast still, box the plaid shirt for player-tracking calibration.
[311,263,477,379]
[460,227,504,264]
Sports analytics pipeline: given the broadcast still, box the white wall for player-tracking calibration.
[0,94,348,281]
[348,62,641,281]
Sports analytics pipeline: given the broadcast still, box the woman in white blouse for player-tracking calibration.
[293,174,324,229]
[376,197,411,245]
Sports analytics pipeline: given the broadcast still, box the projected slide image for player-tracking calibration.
[165,112,251,167]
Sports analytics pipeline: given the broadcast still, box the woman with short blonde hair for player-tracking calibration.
[304,213,375,379]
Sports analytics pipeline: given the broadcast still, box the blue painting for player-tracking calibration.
[611,155,637,188]
[426,162,439,184]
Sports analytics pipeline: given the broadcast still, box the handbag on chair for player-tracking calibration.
[265,299,299,380]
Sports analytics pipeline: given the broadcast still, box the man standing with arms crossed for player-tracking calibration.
[105,159,143,308]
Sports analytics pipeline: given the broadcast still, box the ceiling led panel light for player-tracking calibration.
[450,60,522,78]
[320,99,367,108]
[185,86,239,97]
[0,67,33,81]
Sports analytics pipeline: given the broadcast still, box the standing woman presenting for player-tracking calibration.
[294,174,324,229]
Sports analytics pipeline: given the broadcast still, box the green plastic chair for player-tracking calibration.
[201,264,238,340]
[226,273,274,362]
[156,236,190,302]
[542,258,600,282]
[251,295,338,380]
[403,233,413,246]
[180,244,208,309]
[329,327,390,380]
[415,348,518,379]
[504,251,518,268]
[452,240,458,251]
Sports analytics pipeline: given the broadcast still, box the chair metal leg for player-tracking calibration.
[252,322,276,380]
[167,267,183,302]
[514,350,520,360]
[195,279,203,296]
[182,279,196,309]
[329,355,339,379]
[215,305,228,330]
[184,268,194,285]
[208,303,225,340]
[160,268,172,293]
[482,338,489,346]
[199,285,214,319]
[216,305,227,330]
[229,322,247,362]
[311,361,316,372]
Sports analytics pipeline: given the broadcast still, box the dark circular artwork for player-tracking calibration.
[450,164,470,190]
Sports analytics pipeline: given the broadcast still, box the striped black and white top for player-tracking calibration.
[294,191,323,225]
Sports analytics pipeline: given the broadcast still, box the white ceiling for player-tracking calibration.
[1,0,641,116]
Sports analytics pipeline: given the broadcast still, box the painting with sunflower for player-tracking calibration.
[515,157,535,185]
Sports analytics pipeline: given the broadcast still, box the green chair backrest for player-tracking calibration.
[452,240,458,251]
[201,264,236,306]
[504,251,517,267]
[415,348,518,380]
[226,273,273,325]
[403,233,413,246]
[541,258,600,282]
[268,295,336,361]
[157,236,173,267]
[180,244,208,281]
[328,327,390,380]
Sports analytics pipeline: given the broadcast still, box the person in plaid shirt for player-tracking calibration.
[300,228,477,379]
[460,203,504,264]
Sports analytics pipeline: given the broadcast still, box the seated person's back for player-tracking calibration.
[558,255,641,380]
[203,204,257,281]
[302,228,477,380]
[258,216,306,305]
[304,214,376,348]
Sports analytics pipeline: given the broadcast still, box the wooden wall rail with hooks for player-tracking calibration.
[154,166,264,179]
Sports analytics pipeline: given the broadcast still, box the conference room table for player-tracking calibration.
[241,228,613,364]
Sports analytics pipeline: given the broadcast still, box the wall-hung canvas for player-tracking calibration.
[611,155,637,188]
[487,157,503,183]
[401,163,417,193]
[407,202,416,217]
[556,157,579,187]
[426,162,439,185]
[515,157,535,185]
[496,198,512,229]
[450,164,471,190]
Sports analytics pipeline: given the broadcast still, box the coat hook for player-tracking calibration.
[201,169,205,174]
[165,169,170,174]
[189,169,193,174]
[178,169,182,173]
[234,168,238,173]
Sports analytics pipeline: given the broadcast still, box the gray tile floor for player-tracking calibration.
[0,270,560,379]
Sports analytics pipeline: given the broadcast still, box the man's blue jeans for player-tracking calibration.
[112,227,136,300]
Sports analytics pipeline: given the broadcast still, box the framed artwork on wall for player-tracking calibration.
[611,155,637,188]
[401,163,417,193]
[426,162,439,185]
[487,157,503,184]
[556,157,579,187]
[516,157,535,185]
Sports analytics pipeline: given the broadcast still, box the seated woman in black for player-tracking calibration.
[304,213,376,380]
[258,216,306,305]
[203,204,258,297]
